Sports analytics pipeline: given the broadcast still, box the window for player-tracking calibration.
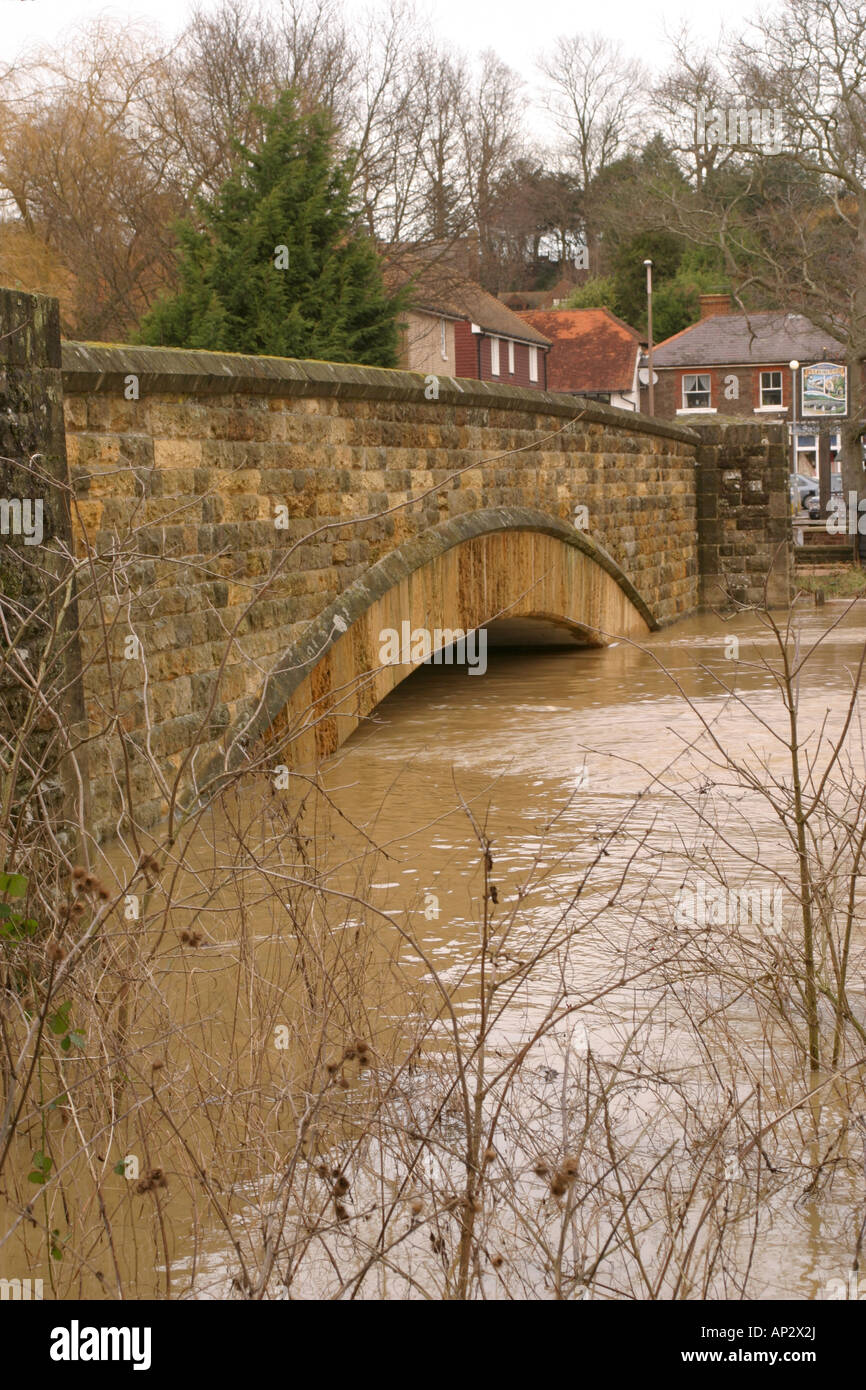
[440,317,447,360]
[529,345,539,382]
[490,336,500,375]
[508,339,515,374]
[682,373,711,409]
[760,370,783,406]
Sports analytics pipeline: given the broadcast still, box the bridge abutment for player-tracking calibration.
[694,420,791,609]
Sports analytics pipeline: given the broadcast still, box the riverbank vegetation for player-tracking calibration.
[794,566,866,600]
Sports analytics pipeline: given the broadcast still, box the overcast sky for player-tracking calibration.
[2,0,759,84]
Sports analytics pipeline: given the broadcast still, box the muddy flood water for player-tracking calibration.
[4,601,866,1300]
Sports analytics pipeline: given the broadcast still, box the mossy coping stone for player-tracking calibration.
[61,341,701,447]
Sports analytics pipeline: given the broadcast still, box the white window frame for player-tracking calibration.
[759,370,783,407]
[508,339,515,374]
[490,335,500,375]
[528,344,538,382]
[440,317,447,360]
[682,373,711,409]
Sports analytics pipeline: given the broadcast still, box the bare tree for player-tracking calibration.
[0,17,185,338]
[651,25,736,192]
[459,51,524,290]
[151,0,355,200]
[538,33,647,274]
[406,47,471,242]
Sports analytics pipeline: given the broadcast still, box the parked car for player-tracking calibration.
[806,472,843,518]
[790,472,818,509]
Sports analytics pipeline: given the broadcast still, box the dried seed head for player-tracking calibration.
[490,1253,504,1269]
[550,1174,567,1198]
[335,1202,349,1222]
[353,1038,369,1055]
[561,1156,579,1179]
[46,941,64,963]
[151,1059,164,1071]
[325,1058,341,1075]
[410,1197,423,1216]
[342,1046,357,1061]
[533,1160,550,1177]
[97,885,111,901]
[71,866,86,882]
[70,900,86,918]
[83,874,98,892]
[333,1174,350,1196]
[135,1166,167,1195]
[483,1146,496,1165]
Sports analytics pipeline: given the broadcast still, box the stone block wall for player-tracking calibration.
[60,343,702,836]
[695,419,792,608]
[0,290,86,835]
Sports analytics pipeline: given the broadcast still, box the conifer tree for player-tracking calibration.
[138,91,399,366]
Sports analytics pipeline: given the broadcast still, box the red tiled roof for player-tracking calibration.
[517,308,640,393]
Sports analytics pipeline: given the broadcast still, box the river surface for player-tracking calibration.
[4,602,866,1300]
[322,604,866,1012]
[310,602,866,1299]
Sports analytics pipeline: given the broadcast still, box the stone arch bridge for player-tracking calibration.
[2,290,790,840]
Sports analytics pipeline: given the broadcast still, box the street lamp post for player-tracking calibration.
[644,259,654,416]
[789,359,800,484]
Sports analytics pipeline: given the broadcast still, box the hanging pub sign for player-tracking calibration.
[801,362,847,415]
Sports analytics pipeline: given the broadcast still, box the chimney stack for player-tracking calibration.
[699,293,733,320]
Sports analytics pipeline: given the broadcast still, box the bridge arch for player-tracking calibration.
[228,506,658,771]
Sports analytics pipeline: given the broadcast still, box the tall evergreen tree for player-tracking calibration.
[137,90,400,366]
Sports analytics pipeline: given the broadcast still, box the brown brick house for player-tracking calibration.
[644,294,850,475]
